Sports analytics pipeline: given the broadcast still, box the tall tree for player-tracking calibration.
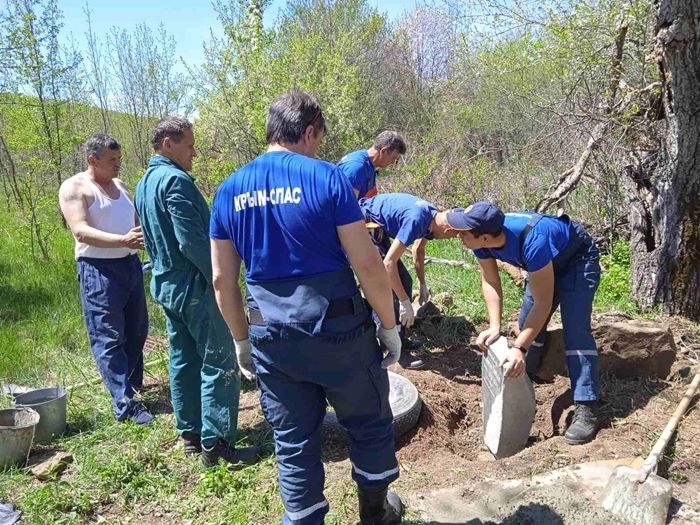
[108,23,190,167]
[625,0,700,319]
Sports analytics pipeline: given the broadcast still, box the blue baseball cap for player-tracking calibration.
[446,201,505,235]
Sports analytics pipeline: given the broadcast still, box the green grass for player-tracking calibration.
[0,207,642,524]
[0,207,166,387]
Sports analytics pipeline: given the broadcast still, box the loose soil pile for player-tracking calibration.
[386,314,700,523]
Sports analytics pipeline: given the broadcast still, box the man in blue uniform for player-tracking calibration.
[337,131,406,199]
[359,193,465,353]
[210,91,405,525]
[456,202,601,445]
[135,117,260,467]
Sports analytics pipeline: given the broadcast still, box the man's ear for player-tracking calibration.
[302,125,315,143]
[86,154,97,166]
[162,136,172,150]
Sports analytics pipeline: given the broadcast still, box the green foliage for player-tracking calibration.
[195,0,391,186]
[595,241,636,312]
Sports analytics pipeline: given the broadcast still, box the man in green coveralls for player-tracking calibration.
[135,116,260,468]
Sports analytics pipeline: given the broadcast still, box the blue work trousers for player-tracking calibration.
[249,303,398,525]
[162,277,239,447]
[78,254,148,420]
[521,224,601,401]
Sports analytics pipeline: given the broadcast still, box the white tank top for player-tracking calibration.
[74,178,138,260]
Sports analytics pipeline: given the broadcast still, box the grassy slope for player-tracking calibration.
[0,208,631,524]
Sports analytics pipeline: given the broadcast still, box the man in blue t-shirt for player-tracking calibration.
[359,193,471,356]
[455,202,601,445]
[210,91,404,525]
[337,131,406,199]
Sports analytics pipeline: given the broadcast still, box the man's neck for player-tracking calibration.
[86,167,113,187]
[367,147,379,167]
[268,142,313,157]
[483,232,507,249]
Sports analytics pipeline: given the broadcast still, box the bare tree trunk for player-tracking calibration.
[626,0,700,320]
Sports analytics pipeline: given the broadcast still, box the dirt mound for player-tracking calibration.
[387,315,700,521]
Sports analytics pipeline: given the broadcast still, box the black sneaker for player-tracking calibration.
[181,432,201,455]
[201,439,262,469]
[565,402,599,445]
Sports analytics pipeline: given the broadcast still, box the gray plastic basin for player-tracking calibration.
[14,387,67,444]
[0,407,40,469]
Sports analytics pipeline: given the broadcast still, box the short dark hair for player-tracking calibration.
[373,131,406,155]
[151,116,192,151]
[266,90,327,145]
[84,133,120,159]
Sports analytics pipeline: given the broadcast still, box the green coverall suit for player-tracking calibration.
[134,155,239,447]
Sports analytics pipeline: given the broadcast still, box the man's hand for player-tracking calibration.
[378,325,401,368]
[120,226,144,250]
[399,299,415,328]
[234,338,256,381]
[475,326,501,351]
[418,282,430,305]
[499,346,526,378]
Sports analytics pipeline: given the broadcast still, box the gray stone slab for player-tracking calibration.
[482,337,536,458]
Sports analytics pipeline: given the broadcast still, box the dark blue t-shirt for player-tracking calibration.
[337,149,376,199]
[210,151,364,284]
[360,193,437,246]
[473,212,570,272]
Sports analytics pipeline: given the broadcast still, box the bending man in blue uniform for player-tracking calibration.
[456,202,601,445]
[135,117,260,467]
[210,91,404,525]
[337,131,406,199]
[359,193,465,353]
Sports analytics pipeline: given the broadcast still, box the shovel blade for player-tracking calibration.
[601,466,672,525]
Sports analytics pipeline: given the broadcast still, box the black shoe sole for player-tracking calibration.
[564,433,597,445]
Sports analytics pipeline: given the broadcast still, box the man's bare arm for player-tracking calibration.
[383,238,410,301]
[211,238,249,341]
[58,177,142,249]
[514,262,554,350]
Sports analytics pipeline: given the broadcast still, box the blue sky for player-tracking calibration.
[58,0,418,69]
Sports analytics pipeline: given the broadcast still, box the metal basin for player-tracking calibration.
[0,407,40,469]
[14,387,67,445]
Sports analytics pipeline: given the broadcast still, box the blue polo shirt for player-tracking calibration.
[360,193,437,246]
[337,149,376,199]
[473,212,570,272]
[210,151,364,284]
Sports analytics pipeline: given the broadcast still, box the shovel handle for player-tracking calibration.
[641,367,700,478]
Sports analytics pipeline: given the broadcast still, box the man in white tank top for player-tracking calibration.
[58,134,153,425]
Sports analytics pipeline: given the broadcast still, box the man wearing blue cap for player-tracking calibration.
[337,131,407,200]
[455,202,601,445]
[359,193,465,357]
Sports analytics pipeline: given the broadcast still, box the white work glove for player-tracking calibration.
[234,338,256,381]
[399,298,415,328]
[377,325,402,368]
[418,282,430,305]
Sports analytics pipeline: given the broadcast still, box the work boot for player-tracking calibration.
[181,432,202,455]
[201,439,262,469]
[565,401,599,445]
[358,486,404,525]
